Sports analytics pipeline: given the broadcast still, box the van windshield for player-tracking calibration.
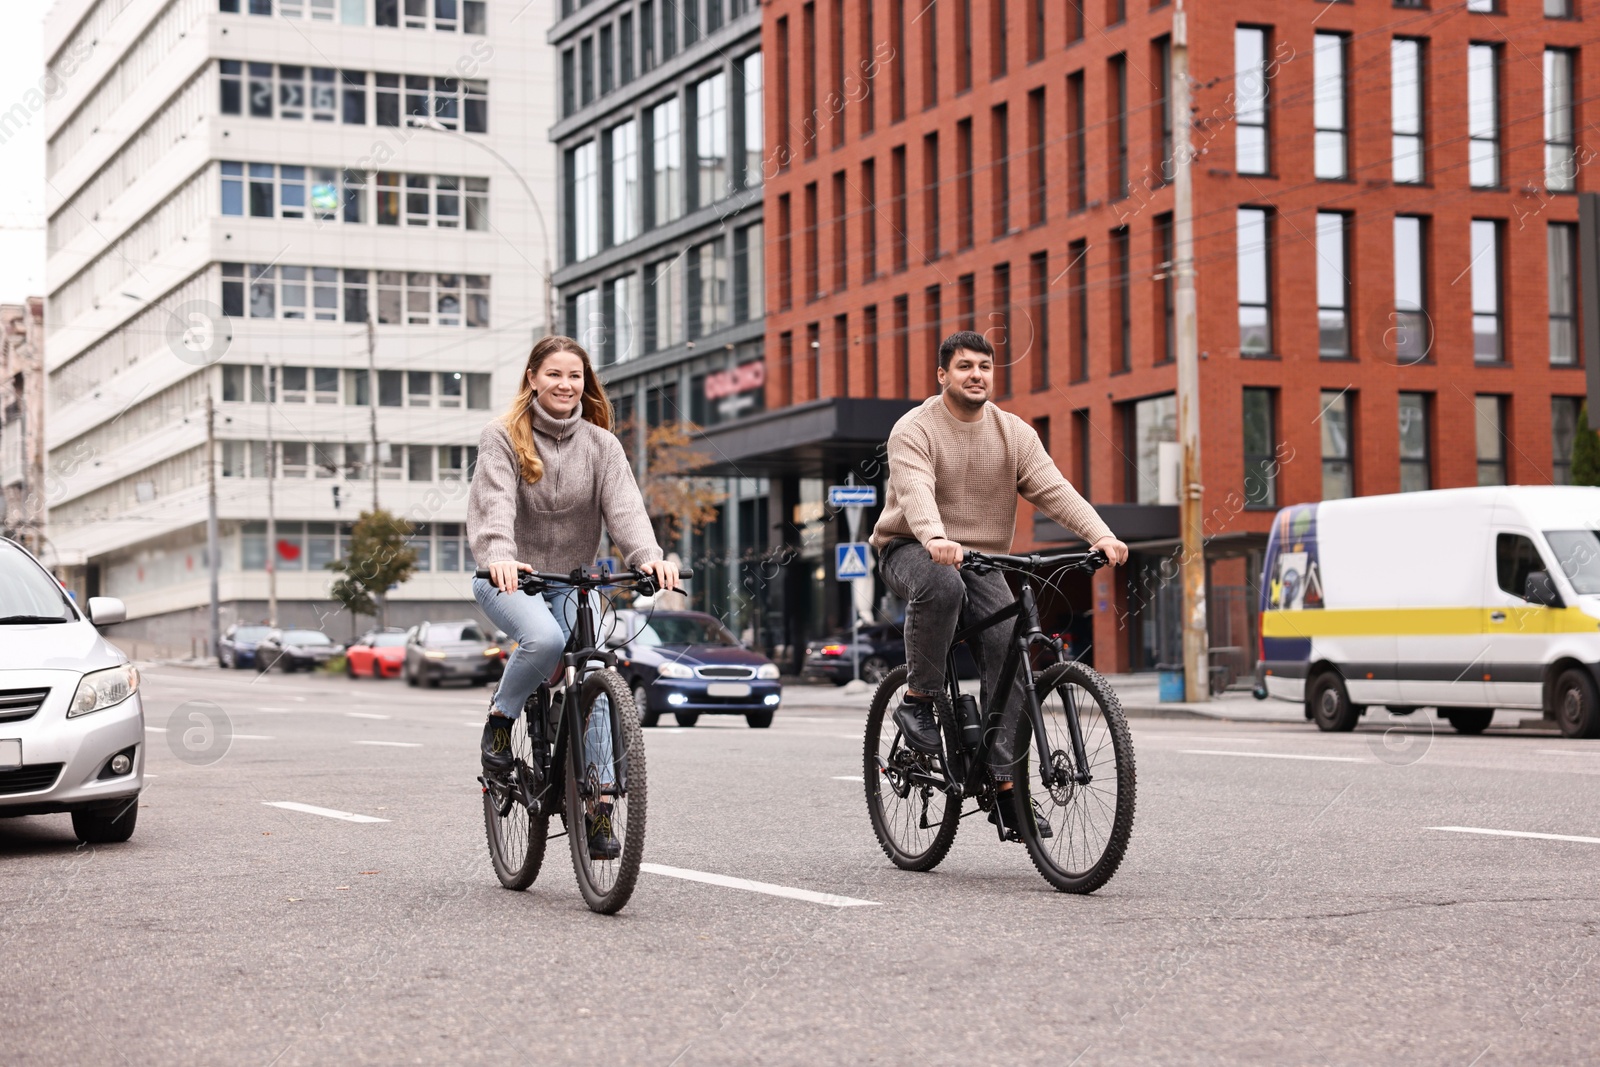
[1543,530,1600,595]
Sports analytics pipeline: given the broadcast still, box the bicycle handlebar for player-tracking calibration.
[473,565,694,592]
[961,548,1109,573]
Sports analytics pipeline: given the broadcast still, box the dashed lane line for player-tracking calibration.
[639,863,879,907]
[1181,749,1366,763]
[354,740,423,748]
[832,775,865,782]
[347,712,391,720]
[262,801,389,823]
[1428,825,1600,846]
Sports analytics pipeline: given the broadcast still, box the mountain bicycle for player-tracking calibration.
[863,548,1137,894]
[473,564,690,914]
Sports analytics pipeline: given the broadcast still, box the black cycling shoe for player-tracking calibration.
[480,713,514,773]
[989,794,1023,842]
[586,802,621,860]
[1027,798,1054,840]
[892,696,942,754]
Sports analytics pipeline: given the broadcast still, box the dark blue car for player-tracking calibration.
[610,610,782,728]
[219,623,273,669]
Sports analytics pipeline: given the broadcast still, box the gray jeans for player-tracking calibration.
[878,538,1028,781]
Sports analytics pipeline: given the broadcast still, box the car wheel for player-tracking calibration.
[427,670,441,688]
[1441,707,1494,735]
[1307,671,1360,732]
[1553,668,1600,739]
[634,684,660,728]
[71,799,138,844]
[219,650,231,669]
[745,710,774,728]
[346,657,357,679]
[674,712,700,727]
[406,663,418,687]
[861,656,890,685]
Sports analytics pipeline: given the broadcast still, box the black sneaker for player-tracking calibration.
[1027,798,1054,840]
[892,696,942,754]
[989,794,1022,842]
[586,802,621,860]
[481,713,514,773]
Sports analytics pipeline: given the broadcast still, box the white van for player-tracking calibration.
[1259,486,1600,738]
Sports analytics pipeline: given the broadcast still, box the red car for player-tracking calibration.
[345,629,408,679]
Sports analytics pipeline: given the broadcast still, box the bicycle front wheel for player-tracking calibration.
[864,666,960,871]
[564,670,647,914]
[483,711,550,890]
[1012,662,1136,894]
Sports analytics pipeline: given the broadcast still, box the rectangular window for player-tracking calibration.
[924,285,942,392]
[1111,227,1130,372]
[1237,207,1271,356]
[1066,0,1083,43]
[735,221,764,320]
[833,313,849,395]
[1154,213,1174,364]
[894,294,910,396]
[803,2,818,155]
[778,192,793,308]
[1243,388,1277,508]
[1067,71,1085,211]
[1468,44,1499,187]
[1392,39,1424,184]
[695,72,729,207]
[956,118,974,249]
[620,13,634,84]
[1552,396,1581,484]
[1126,394,1176,504]
[1153,36,1172,184]
[569,289,599,350]
[804,181,820,299]
[892,145,908,270]
[922,0,938,110]
[600,25,614,95]
[890,0,905,121]
[1471,219,1502,363]
[1317,212,1350,359]
[1029,251,1049,390]
[648,256,683,350]
[1108,54,1128,197]
[1393,215,1428,364]
[1072,408,1091,498]
[989,0,1007,79]
[221,60,242,114]
[859,0,876,133]
[1069,237,1089,380]
[1027,88,1045,225]
[923,133,940,260]
[689,238,729,338]
[1234,28,1267,175]
[955,0,972,91]
[832,170,848,292]
[571,140,599,262]
[642,0,656,70]
[992,103,1010,237]
[1546,50,1575,191]
[1028,0,1044,62]
[1547,0,1572,15]
[1399,392,1431,492]
[742,52,763,188]
[829,0,846,146]
[958,273,976,330]
[1320,390,1353,499]
[992,261,1011,396]
[862,158,878,279]
[1550,222,1578,366]
[863,304,880,397]
[609,274,639,364]
[651,97,682,225]
[611,120,639,245]
[661,0,676,58]
[1314,33,1346,180]
[1475,395,1506,486]
[341,70,366,124]
[1106,0,1123,24]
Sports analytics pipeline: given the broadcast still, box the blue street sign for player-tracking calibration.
[828,485,878,508]
[835,542,871,580]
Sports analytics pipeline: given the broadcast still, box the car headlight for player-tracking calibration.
[756,663,780,680]
[68,664,139,718]
[483,646,501,657]
[657,662,694,679]
[424,650,448,660]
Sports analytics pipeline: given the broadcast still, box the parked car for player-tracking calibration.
[404,620,503,687]
[609,609,782,728]
[345,628,408,679]
[219,623,272,669]
[803,623,979,685]
[255,628,343,673]
[0,537,143,843]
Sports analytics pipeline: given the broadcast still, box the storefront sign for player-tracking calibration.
[702,361,766,423]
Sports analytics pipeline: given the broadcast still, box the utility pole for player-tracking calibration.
[205,384,221,659]
[1172,0,1209,702]
[366,313,380,509]
[264,359,278,627]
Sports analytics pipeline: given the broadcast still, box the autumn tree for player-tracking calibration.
[327,508,417,629]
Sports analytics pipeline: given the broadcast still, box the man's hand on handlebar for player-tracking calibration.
[640,558,682,591]
[1090,535,1129,566]
[926,537,964,566]
[488,560,534,594]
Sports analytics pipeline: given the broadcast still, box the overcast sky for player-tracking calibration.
[0,1,52,307]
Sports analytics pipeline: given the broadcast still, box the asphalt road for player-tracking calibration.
[3,664,1599,1066]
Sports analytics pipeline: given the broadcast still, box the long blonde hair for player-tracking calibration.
[502,335,615,484]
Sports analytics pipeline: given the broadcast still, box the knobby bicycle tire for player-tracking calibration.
[864,666,961,871]
[483,711,550,891]
[1012,662,1136,894]
[565,669,647,914]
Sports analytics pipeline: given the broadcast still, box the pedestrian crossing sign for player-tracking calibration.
[835,542,870,580]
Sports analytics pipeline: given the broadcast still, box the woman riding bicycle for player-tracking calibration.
[467,335,680,859]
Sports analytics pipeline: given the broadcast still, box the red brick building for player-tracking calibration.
[701,0,1595,674]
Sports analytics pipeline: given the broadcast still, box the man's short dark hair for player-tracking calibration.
[937,330,995,371]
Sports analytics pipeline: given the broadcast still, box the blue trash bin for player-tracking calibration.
[1157,665,1185,702]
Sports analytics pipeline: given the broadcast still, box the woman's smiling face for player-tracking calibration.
[529,350,585,417]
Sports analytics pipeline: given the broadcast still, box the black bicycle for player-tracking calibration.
[863,549,1136,894]
[473,564,690,914]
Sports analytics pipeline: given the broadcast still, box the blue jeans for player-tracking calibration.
[473,577,615,788]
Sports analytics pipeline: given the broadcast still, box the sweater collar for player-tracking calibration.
[530,399,583,441]
[934,393,990,428]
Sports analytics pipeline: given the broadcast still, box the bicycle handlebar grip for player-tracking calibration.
[474,568,492,579]
[1086,549,1109,569]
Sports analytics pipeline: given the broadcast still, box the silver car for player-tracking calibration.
[0,538,143,843]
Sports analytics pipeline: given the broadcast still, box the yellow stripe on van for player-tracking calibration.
[1260,607,1600,637]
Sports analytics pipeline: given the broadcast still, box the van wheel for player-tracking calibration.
[1308,672,1360,732]
[1552,668,1600,739]
[1441,708,1494,735]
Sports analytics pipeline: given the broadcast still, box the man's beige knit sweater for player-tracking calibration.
[869,396,1112,554]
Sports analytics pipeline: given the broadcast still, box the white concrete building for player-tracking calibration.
[41,0,559,649]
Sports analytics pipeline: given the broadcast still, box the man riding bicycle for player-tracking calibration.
[871,331,1128,839]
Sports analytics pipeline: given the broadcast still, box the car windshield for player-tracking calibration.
[0,541,75,623]
[429,622,487,644]
[283,630,331,645]
[367,634,407,648]
[1544,530,1600,595]
[632,614,739,647]
[233,626,272,641]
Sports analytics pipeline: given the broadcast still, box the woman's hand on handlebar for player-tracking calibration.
[640,558,682,591]
[1090,535,1129,566]
[488,560,533,594]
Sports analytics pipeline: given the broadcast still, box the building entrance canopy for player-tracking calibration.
[691,397,919,478]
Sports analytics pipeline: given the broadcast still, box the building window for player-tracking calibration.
[611,120,639,245]
[651,97,682,225]
[1547,0,1572,16]
[223,163,480,227]
[571,288,601,353]
[921,0,938,110]
[804,1,818,153]
[863,304,880,397]
[1552,397,1581,484]
[695,72,729,207]
[1549,222,1578,366]
[580,36,595,107]
[992,261,1011,396]
[1475,395,1506,486]
[1468,44,1499,188]
[1126,393,1176,504]
[956,0,973,91]
[689,239,729,338]
[1243,388,1277,508]
[1073,408,1092,499]
[641,0,656,70]
[862,158,878,279]
[1393,215,1428,364]
[1471,220,1502,364]
[924,284,942,392]
[742,52,763,188]
[1467,0,1494,11]
[891,145,908,271]
[1313,33,1346,180]
[1111,227,1130,372]
[1237,207,1271,356]
[1066,0,1083,42]
[956,118,974,250]
[223,263,486,327]
[570,140,599,262]
[608,275,639,365]
[832,170,848,292]
[1398,392,1431,492]
[1392,39,1424,184]
[1029,251,1049,390]
[600,24,614,95]
[893,294,910,397]
[859,0,876,133]
[1320,390,1353,499]
[1152,37,1172,184]
[649,255,683,350]
[1316,212,1349,359]
[804,181,819,299]
[923,133,941,260]
[1067,71,1085,212]
[1027,88,1046,223]
[620,14,635,84]
[1069,237,1088,381]
[777,193,793,309]
[1545,50,1575,192]
[1108,54,1128,196]
[1234,28,1268,175]
[992,103,1011,236]
[989,0,1007,79]
[1155,213,1174,364]
[562,49,575,116]
[734,221,764,321]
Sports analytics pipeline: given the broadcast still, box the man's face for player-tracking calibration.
[938,349,994,406]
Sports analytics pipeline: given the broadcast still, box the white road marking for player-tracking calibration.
[832,775,864,782]
[355,740,422,748]
[233,734,274,740]
[263,801,389,823]
[640,863,878,907]
[1181,749,1365,763]
[256,707,291,712]
[1537,749,1599,757]
[347,712,391,720]
[1428,825,1600,846]
[144,726,167,733]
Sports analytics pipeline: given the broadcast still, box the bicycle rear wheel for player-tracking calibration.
[565,670,647,914]
[864,666,961,871]
[1011,662,1136,894]
[483,711,550,890]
